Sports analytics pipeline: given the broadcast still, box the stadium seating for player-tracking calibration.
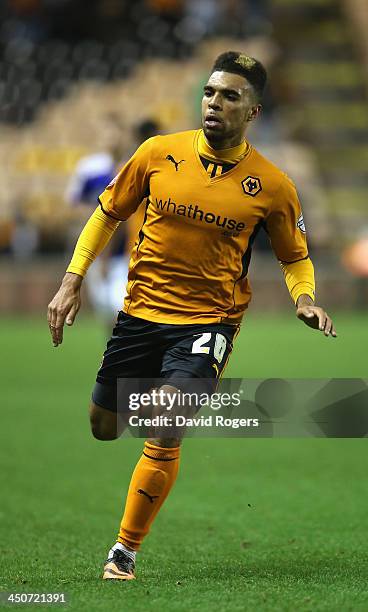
[272,0,368,237]
[0,0,367,312]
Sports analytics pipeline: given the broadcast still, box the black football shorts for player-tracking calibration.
[92,311,239,412]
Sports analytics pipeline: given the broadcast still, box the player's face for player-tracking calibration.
[202,71,261,148]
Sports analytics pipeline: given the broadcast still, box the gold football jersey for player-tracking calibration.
[98,129,309,324]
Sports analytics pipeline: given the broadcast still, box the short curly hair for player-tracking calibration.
[211,51,267,101]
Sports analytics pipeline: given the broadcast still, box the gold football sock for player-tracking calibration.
[117,442,180,550]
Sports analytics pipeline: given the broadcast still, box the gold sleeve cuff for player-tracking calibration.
[280,258,315,304]
[66,205,120,277]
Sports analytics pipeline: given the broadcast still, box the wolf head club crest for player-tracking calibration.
[241,176,262,197]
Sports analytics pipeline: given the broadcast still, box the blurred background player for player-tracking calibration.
[65,112,127,324]
[65,114,160,325]
[126,119,162,253]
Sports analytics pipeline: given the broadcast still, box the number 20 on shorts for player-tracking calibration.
[191,333,227,363]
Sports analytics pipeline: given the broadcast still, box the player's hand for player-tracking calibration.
[47,273,82,347]
[296,301,337,338]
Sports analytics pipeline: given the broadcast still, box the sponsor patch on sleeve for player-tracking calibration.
[297,213,306,233]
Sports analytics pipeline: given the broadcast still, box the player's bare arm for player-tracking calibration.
[296,293,337,337]
[47,272,82,347]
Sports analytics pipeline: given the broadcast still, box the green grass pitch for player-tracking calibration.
[1,312,368,611]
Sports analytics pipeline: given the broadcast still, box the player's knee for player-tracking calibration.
[153,382,195,420]
[148,384,186,448]
[90,417,117,440]
[89,401,119,440]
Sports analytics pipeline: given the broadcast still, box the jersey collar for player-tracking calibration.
[197,129,249,164]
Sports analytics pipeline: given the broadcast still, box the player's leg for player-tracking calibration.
[93,314,176,580]
[107,322,239,575]
[104,382,183,581]
[105,347,231,580]
[89,401,121,441]
[114,384,182,544]
[103,321,239,581]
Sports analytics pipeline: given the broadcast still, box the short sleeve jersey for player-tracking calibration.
[99,129,308,324]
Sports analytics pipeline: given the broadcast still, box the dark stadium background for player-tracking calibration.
[1,1,367,610]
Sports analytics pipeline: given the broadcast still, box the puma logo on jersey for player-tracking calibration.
[166,155,185,171]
